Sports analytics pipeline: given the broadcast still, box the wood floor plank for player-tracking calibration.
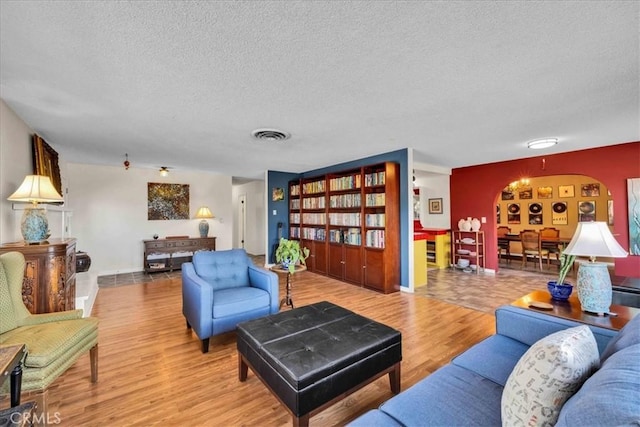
[4,269,501,426]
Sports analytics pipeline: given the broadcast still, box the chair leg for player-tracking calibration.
[90,344,98,383]
[201,338,210,354]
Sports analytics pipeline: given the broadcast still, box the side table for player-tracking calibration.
[511,290,639,331]
[270,264,307,310]
[0,344,26,407]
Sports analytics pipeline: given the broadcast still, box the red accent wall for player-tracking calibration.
[451,141,640,277]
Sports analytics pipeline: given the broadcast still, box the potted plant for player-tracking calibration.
[547,252,576,300]
[275,238,310,274]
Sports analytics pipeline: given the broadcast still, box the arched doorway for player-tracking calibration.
[494,174,612,272]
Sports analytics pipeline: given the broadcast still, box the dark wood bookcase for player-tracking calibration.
[288,161,400,293]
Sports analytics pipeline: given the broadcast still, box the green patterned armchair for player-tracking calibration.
[0,251,98,393]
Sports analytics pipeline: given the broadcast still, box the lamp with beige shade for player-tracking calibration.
[7,175,63,244]
[195,206,214,238]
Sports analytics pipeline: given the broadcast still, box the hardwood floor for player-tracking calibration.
[6,267,527,426]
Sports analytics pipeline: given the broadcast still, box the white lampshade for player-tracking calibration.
[563,222,628,259]
[7,175,63,204]
[195,206,214,219]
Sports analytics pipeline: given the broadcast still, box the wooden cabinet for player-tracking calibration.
[451,231,485,274]
[288,161,400,293]
[0,238,77,314]
[329,242,363,285]
[304,239,327,274]
[143,237,216,273]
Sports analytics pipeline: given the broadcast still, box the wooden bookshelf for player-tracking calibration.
[288,161,400,293]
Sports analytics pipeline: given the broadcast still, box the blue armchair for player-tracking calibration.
[182,249,279,353]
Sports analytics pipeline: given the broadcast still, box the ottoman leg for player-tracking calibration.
[389,362,401,394]
[239,355,248,382]
[293,413,309,427]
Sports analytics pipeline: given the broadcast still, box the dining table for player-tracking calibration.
[499,233,572,246]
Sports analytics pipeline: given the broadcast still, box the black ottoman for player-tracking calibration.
[237,301,402,426]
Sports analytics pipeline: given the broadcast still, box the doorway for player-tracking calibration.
[495,174,611,273]
[237,194,246,249]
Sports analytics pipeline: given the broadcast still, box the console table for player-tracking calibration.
[143,237,216,273]
[0,238,77,314]
[511,290,639,331]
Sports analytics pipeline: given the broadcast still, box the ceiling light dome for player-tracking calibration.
[527,138,558,149]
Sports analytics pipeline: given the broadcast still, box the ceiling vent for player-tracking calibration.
[251,128,291,142]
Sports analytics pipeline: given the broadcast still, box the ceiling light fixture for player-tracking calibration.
[527,138,558,150]
[159,167,169,177]
[508,178,530,192]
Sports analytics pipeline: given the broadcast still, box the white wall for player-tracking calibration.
[66,163,233,275]
[413,159,452,230]
[417,174,451,229]
[0,100,35,243]
[231,180,265,255]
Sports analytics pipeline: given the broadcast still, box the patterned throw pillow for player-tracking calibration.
[501,325,599,426]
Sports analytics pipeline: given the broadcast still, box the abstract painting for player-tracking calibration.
[628,178,640,255]
[148,183,190,220]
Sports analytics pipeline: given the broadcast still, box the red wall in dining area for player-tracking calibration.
[450,141,640,277]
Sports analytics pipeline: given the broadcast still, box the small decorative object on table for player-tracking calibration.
[275,238,309,274]
[547,252,575,301]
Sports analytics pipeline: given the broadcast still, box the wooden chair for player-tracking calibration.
[497,226,511,263]
[519,230,550,270]
[540,227,561,265]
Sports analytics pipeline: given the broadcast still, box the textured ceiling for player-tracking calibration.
[1,1,638,180]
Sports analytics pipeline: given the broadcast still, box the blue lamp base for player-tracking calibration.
[21,207,50,244]
[576,262,611,315]
[198,220,209,238]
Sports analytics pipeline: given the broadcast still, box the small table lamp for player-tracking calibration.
[563,222,628,315]
[7,175,64,244]
[195,206,214,238]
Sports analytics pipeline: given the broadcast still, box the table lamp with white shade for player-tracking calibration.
[563,221,628,315]
[195,206,214,238]
[7,175,64,243]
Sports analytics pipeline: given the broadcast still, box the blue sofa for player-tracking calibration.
[349,305,640,426]
[182,249,279,353]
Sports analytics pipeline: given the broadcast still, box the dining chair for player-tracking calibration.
[540,227,562,265]
[497,226,511,263]
[519,230,550,270]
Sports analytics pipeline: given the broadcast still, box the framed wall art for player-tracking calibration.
[581,183,600,197]
[148,183,190,220]
[33,134,63,197]
[518,186,533,199]
[501,189,515,200]
[507,203,521,224]
[628,178,640,255]
[559,185,575,198]
[537,186,552,199]
[272,187,284,201]
[528,202,543,225]
[578,200,596,222]
[552,201,568,225]
[428,198,443,214]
